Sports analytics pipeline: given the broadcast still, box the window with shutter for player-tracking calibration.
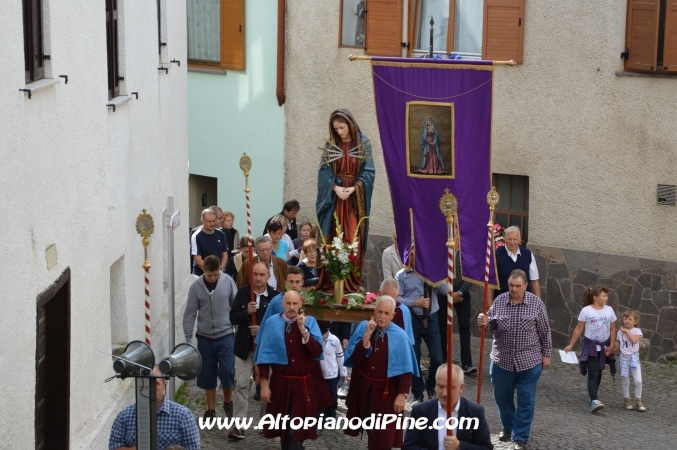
[187,0,245,71]
[661,0,677,71]
[482,0,524,64]
[364,0,403,56]
[106,0,120,99]
[22,0,45,83]
[622,0,677,73]
[624,0,660,71]
[340,0,368,47]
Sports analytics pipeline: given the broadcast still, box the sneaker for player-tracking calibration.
[224,401,234,418]
[635,399,646,412]
[498,429,512,442]
[590,399,605,413]
[426,390,436,400]
[624,398,633,410]
[513,440,527,450]
[203,409,216,419]
[463,365,478,375]
[228,428,245,439]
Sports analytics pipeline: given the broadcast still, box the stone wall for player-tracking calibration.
[364,235,677,362]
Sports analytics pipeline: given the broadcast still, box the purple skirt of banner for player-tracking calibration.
[371,57,498,287]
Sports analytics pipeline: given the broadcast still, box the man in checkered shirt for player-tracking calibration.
[109,366,200,450]
[478,269,552,450]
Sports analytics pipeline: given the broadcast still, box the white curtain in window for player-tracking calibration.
[187,0,220,62]
[454,0,482,55]
[341,0,366,46]
[415,0,449,52]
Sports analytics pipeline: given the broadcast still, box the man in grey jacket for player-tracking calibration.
[183,255,237,420]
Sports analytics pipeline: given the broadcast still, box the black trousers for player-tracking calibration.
[437,294,472,368]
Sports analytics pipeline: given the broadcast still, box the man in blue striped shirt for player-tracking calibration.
[109,366,200,450]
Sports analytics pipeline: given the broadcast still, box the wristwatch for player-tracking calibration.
[301,327,309,335]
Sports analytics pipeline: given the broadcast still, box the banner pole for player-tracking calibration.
[439,189,458,437]
[348,54,516,65]
[239,154,257,335]
[477,187,499,404]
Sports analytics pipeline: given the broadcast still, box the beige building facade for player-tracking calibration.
[283,0,677,360]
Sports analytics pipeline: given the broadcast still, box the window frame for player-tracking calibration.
[187,0,245,72]
[623,0,677,73]
[106,0,120,100]
[339,0,367,49]
[22,0,45,83]
[492,173,530,243]
[410,0,525,63]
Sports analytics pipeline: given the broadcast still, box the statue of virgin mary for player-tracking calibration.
[316,109,375,293]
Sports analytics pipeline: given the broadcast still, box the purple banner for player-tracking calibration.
[372,57,497,286]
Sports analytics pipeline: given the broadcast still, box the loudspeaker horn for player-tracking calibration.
[113,341,155,377]
[159,343,202,380]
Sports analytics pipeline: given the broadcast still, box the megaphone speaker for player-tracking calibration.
[159,343,202,380]
[113,341,155,377]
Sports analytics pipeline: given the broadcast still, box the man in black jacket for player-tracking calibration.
[228,261,279,440]
[403,364,493,450]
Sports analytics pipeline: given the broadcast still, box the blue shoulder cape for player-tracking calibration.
[344,320,419,378]
[254,313,324,365]
[254,292,284,347]
[398,304,415,346]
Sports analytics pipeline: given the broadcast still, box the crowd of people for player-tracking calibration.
[109,203,648,450]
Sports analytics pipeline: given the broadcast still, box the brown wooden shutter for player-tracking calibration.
[364,0,403,56]
[221,0,245,70]
[663,0,677,71]
[624,0,660,71]
[482,0,525,64]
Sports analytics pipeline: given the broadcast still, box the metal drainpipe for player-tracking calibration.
[276,0,286,106]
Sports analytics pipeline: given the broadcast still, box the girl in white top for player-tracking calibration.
[565,285,617,413]
[614,309,645,411]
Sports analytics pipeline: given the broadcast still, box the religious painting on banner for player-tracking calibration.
[371,58,498,287]
[406,102,454,178]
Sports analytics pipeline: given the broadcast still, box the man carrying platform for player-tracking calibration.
[257,291,332,450]
[343,295,418,450]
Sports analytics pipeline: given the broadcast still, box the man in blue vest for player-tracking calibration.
[495,226,541,299]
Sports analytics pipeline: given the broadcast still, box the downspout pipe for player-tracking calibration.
[276,0,286,106]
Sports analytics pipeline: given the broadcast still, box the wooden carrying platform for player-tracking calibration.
[302,304,376,323]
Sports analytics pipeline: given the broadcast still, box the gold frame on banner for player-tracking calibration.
[406,101,455,179]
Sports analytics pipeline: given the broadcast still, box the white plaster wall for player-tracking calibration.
[284,0,677,260]
[0,0,192,447]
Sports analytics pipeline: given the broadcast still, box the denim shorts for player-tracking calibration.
[196,333,235,390]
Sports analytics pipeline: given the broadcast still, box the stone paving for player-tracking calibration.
[179,335,677,449]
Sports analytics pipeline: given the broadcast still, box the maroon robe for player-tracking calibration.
[392,303,404,330]
[259,325,333,442]
[344,333,412,450]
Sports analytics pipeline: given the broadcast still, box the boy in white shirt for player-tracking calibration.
[318,321,347,422]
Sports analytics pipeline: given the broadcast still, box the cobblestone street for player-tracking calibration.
[179,335,677,450]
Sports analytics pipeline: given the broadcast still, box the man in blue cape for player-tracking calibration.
[257,291,332,450]
[343,295,418,450]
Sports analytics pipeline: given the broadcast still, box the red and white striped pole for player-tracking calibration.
[144,267,151,345]
[136,209,155,347]
[239,154,257,332]
[439,189,457,437]
[477,187,499,404]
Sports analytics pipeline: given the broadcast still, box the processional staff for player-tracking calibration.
[439,189,458,437]
[239,154,257,337]
[477,187,499,403]
[135,210,155,346]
